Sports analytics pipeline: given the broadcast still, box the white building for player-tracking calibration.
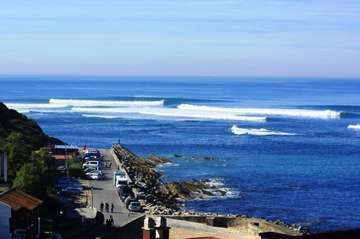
[0,151,8,183]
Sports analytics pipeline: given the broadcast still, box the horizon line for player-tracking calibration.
[0,74,360,81]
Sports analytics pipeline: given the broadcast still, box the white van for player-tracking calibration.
[115,174,128,188]
[82,161,100,169]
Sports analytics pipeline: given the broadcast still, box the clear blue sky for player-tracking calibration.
[1,0,360,77]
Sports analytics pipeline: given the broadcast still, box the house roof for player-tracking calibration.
[53,154,75,160]
[0,190,42,211]
[54,145,79,150]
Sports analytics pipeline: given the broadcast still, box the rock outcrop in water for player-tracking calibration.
[147,155,172,165]
[159,179,228,200]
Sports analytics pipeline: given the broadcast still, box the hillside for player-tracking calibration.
[0,102,63,148]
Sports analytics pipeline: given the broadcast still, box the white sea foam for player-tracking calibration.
[81,114,120,119]
[178,104,341,119]
[5,103,68,110]
[202,178,239,199]
[231,125,296,136]
[348,124,360,130]
[72,107,266,122]
[49,98,164,107]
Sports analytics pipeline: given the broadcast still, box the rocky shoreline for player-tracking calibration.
[112,144,307,235]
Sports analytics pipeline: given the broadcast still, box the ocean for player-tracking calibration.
[1,76,360,232]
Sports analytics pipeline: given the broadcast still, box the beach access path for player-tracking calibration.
[86,149,143,227]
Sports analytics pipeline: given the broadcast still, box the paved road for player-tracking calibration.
[87,149,143,227]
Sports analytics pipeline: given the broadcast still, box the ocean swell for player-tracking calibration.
[231,125,296,136]
[178,104,341,120]
[72,107,266,122]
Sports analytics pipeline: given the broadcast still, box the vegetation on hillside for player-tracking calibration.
[0,102,63,197]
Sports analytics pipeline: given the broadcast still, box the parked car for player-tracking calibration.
[56,165,67,174]
[128,201,142,212]
[85,170,104,180]
[83,149,102,161]
[84,167,97,173]
[118,186,131,201]
[61,185,83,194]
[82,161,100,169]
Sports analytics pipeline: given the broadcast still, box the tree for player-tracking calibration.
[5,132,32,181]
[12,149,54,197]
[12,163,42,196]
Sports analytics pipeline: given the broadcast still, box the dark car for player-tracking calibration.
[118,186,131,201]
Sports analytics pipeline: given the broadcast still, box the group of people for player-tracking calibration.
[100,202,114,213]
[100,202,115,229]
[105,215,114,229]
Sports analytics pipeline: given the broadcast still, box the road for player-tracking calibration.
[87,149,143,227]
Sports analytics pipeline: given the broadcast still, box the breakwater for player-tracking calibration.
[110,144,306,237]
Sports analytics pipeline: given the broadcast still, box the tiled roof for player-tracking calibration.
[53,154,75,160]
[0,190,42,211]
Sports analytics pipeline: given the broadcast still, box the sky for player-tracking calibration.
[1,0,360,78]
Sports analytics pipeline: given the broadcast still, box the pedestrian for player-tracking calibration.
[105,202,109,212]
[105,219,110,230]
[109,215,114,226]
[100,202,104,212]
[111,203,114,213]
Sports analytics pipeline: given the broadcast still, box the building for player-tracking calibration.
[142,216,170,239]
[46,145,79,166]
[0,190,43,239]
[0,151,8,183]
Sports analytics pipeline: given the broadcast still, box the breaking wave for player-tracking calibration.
[72,107,266,122]
[178,104,341,119]
[5,103,68,110]
[49,98,164,107]
[348,124,360,130]
[81,114,120,119]
[6,100,342,122]
[231,125,296,136]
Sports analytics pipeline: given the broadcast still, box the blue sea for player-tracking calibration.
[1,76,360,232]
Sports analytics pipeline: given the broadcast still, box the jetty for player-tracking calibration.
[107,144,305,238]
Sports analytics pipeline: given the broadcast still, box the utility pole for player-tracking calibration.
[91,186,94,209]
[65,145,69,178]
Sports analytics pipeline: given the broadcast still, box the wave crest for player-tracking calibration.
[348,124,360,130]
[72,107,266,122]
[178,104,341,119]
[5,103,68,111]
[49,98,164,107]
[231,125,296,136]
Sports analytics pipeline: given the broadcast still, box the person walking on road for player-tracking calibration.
[109,215,114,226]
[100,202,104,212]
[105,202,109,212]
[111,203,114,213]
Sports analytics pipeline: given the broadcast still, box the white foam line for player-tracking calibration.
[5,103,68,110]
[82,114,119,119]
[72,107,266,122]
[231,125,296,136]
[49,98,164,107]
[178,104,341,119]
[348,124,360,130]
